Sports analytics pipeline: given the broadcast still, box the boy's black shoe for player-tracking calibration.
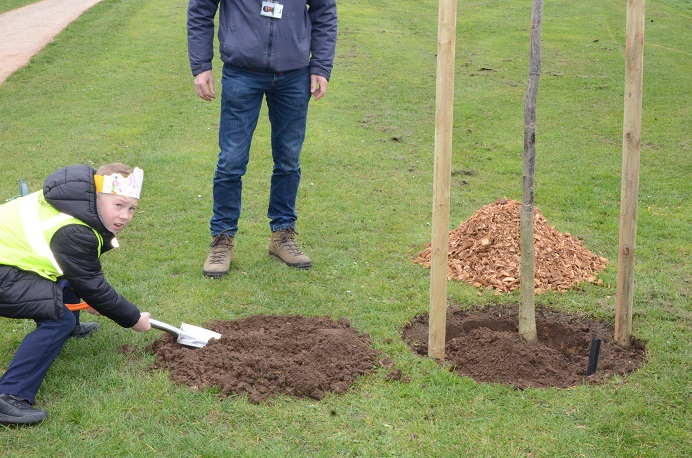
[0,394,48,425]
[69,322,100,338]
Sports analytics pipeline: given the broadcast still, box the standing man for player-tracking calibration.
[187,0,337,278]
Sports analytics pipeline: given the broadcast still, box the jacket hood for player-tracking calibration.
[43,164,111,237]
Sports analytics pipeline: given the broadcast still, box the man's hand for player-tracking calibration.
[132,312,151,332]
[194,70,216,101]
[311,74,328,100]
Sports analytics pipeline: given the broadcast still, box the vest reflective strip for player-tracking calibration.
[19,193,73,274]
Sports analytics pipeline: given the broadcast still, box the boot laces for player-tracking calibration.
[209,234,233,264]
[279,229,304,256]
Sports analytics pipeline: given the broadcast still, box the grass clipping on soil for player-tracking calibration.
[414,198,608,293]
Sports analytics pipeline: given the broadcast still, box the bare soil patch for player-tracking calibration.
[403,305,646,388]
[149,315,380,404]
[148,306,646,399]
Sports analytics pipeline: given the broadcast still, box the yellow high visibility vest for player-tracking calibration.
[0,191,102,281]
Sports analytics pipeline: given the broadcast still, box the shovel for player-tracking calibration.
[65,302,221,348]
[149,318,221,348]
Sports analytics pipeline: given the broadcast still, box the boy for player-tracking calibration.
[0,163,152,426]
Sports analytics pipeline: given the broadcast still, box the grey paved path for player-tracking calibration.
[0,0,104,84]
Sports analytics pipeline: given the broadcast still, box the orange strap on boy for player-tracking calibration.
[65,302,92,312]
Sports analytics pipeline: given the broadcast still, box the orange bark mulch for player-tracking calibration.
[414,198,609,294]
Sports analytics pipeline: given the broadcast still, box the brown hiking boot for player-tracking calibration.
[203,234,235,278]
[269,228,312,269]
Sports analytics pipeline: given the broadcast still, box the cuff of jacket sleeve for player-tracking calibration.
[191,62,213,77]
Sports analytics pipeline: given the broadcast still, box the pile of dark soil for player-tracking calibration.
[403,305,646,388]
[149,315,379,404]
[414,198,609,293]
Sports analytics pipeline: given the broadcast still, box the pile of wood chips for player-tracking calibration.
[414,198,609,293]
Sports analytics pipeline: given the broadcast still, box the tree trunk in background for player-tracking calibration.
[519,0,543,344]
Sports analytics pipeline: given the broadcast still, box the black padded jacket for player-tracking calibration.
[42,164,141,328]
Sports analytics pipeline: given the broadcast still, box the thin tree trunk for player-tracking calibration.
[519,0,543,344]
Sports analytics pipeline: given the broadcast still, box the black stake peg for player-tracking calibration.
[586,337,602,376]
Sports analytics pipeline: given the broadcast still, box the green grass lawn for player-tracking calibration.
[1,0,690,456]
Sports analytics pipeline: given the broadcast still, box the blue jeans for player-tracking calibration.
[211,65,312,237]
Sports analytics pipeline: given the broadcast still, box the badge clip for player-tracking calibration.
[260,1,283,19]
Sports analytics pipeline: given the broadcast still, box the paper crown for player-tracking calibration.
[94,167,144,199]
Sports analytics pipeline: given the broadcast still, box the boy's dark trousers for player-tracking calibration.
[0,282,79,404]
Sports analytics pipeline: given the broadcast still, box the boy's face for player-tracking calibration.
[96,193,139,234]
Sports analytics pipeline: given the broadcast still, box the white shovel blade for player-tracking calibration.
[177,322,221,348]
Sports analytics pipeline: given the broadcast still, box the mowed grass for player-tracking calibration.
[0,0,690,456]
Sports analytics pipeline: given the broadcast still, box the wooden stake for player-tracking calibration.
[615,0,646,347]
[428,0,457,360]
[519,0,543,344]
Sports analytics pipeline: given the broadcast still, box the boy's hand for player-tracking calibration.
[132,312,151,332]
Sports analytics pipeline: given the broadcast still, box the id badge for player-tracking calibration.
[260,1,283,19]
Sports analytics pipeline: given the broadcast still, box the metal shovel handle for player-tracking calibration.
[149,318,211,348]
[65,311,186,339]
[149,318,184,337]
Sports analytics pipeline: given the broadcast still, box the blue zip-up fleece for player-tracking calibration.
[187,0,337,80]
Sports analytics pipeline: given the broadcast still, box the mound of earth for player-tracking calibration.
[403,305,646,388]
[149,315,379,404]
[148,307,646,397]
[414,198,609,293]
